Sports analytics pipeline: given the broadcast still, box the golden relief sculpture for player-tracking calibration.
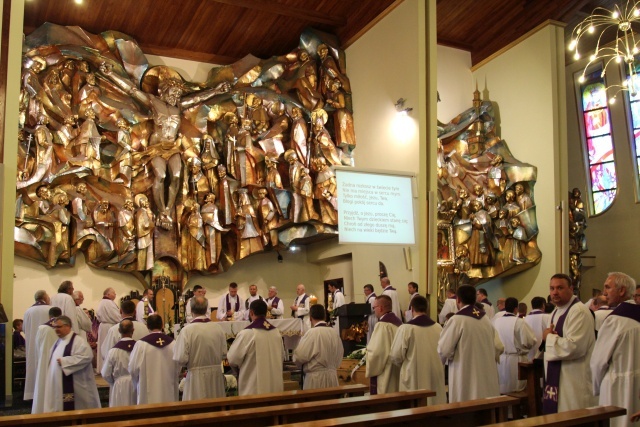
[15,24,355,280]
[436,86,542,308]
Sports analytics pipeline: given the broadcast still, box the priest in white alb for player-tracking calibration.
[100,300,149,361]
[266,286,284,319]
[96,287,120,371]
[23,290,50,401]
[185,285,211,323]
[294,304,343,390]
[50,281,79,333]
[493,297,536,393]
[173,296,227,400]
[227,299,286,396]
[129,314,180,404]
[31,307,61,414]
[380,277,402,320]
[101,319,137,407]
[438,285,503,403]
[366,294,402,395]
[43,315,100,412]
[216,282,244,321]
[390,295,446,405]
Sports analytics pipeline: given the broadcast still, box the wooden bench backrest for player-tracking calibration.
[0,384,369,426]
[485,406,627,427]
[81,389,436,427]
[272,395,519,427]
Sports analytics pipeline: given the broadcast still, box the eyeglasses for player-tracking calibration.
[53,325,70,329]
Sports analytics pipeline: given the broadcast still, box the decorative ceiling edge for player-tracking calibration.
[471,19,567,72]
[342,0,405,50]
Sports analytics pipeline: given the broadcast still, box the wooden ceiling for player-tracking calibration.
[22,0,622,67]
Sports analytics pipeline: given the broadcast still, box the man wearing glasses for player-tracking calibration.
[42,316,100,412]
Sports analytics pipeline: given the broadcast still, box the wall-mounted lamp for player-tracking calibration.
[395,98,413,115]
[289,246,300,253]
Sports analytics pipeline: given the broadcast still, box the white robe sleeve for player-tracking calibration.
[389,326,408,367]
[270,299,284,317]
[293,330,314,368]
[216,296,227,320]
[227,330,250,368]
[128,342,143,384]
[100,326,117,361]
[296,298,310,317]
[589,317,617,396]
[76,307,92,333]
[366,323,393,378]
[545,307,594,362]
[172,328,190,367]
[438,317,461,364]
[493,324,505,362]
[101,348,117,385]
[515,318,537,354]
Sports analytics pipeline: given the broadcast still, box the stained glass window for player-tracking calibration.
[625,62,640,200]
[579,69,617,215]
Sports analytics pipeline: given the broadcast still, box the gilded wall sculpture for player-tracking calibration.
[15,24,354,284]
[436,88,542,305]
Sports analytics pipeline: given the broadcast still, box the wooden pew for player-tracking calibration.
[79,389,436,427]
[0,384,368,426]
[272,395,519,427]
[485,405,627,427]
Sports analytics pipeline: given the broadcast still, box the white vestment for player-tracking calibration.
[438,298,457,324]
[43,333,100,413]
[381,286,402,320]
[481,301,495,318]
[366,313,401,394]
[590,302,640,427]
[438,305,504,403]
[524,310,551,361]
[129,332,180,404]
[135,297,155,324]
[366,293,377,342]
[266,296,285,319]
[101,338,136,407]
[494,314,536,393]
[31,324,58,414]
[594,308,612,332]
[227,321,286,396]
[51,293,79,333]
[75,306,92,341]
[404,293,420,322]
[389,316,446,405]
[100,319,149,361]
[96,298,120,371]
[544,296,596,412]
[492,310,507,323]
[185,297,212,323]
[293,322,343,390]
[23,303,50,400]
[217,293,244,321]
[293,293,311,331]
[173,318,227,400]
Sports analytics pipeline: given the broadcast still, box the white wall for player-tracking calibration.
[470,23,568,305]
[437,45,473,123]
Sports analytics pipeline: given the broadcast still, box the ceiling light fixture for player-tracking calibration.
[569,0,640,103]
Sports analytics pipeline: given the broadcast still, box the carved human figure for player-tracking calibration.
[247,94,269,136]
[200,193,228,269]
[70,182,96,245]
[223,112,239,180]
[317,43,351,97]
[514,183,533,212]
[265,155,283,189]
[290,107,309,167]
[313,158,338,225]
[255,188,279,247]
[116,199,136,260]
[285,149,305,223]
[180,200,206,271]
[100,62,230,229]
[17,114,54,189]
[45,190,72,265]
[235,118,264,186]
[311,109,342,166]
[470,184,485,205]
[200,134,220,195]
[503,189,520,219]
[93,200,116,245]
[72,108,102,174]
[235,188,264,258]
[508,216,527,264]
[134,194,154,271]
[468,199,494,266]
[216,164,238,226]
[324,78,356,153]
[113,118,133,186]
[187,157,211,205]
[487,155,506,196]
[453,187,471,224]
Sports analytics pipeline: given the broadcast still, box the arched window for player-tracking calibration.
[624,63,640,200]
[578,67,617,215]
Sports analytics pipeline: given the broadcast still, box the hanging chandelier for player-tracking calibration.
[569,0,640,103]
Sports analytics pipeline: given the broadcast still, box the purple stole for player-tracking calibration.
[61,333,78,411]
[455,304,486,320]
[113,339,136,352]
[370,311,402,395]
[245,317,276,330]
[270,296,281,308]
[542,297,579,414]
[226,294,240,312]
[314,321,331,328]
[407,314,435,326]
[383,286,396,292]
[245,296,264,310]
[292,294,309,318]
[481,298,492,306]
[366,293,377,304]
[191,317,211,323]
[140,332,174,348]
[609,302,640,323]
[528,310,543,316]
[43,318,56,327]
[32,300,48,306]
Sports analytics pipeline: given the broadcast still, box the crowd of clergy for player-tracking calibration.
[19,272,640,425]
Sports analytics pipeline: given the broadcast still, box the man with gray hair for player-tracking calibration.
[380,277,402,320]
[73,291,92,341]
[266,286,284,319]
[591,272,640,427]
[101,300,149,361]
[23,290,50,401]
[173,296,227,400]
[96,287,120,372]
[43,315,100,412]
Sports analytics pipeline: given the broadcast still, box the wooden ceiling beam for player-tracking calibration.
[209,0,346,27]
